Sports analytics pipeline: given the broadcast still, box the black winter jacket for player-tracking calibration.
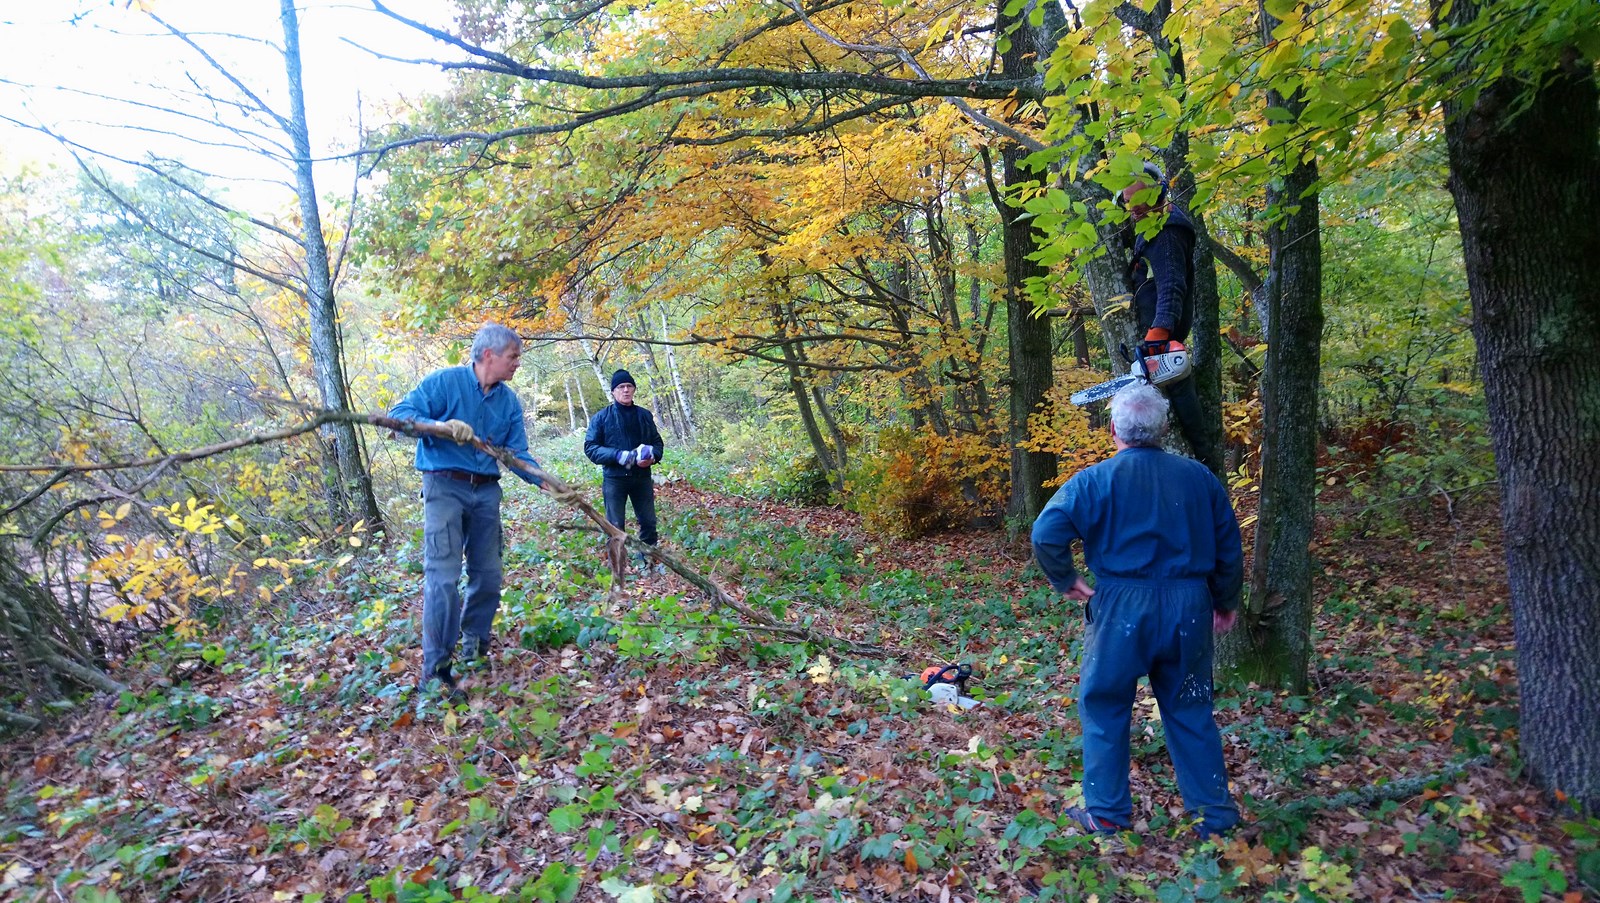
[584,402,665,479]
[1126,204,1197,342]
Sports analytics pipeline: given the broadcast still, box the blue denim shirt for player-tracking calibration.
[1031,446,1243,611]
[389,366,542,485]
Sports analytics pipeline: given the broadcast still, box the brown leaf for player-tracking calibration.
[1340,820,1370,835]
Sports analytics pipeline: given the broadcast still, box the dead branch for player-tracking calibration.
[4,408,879,656]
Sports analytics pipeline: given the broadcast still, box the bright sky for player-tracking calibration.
[0,0,464,212]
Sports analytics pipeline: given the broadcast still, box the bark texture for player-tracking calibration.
[997,0,1057,521]
[1441,7,1600,813]
[281,0,383,530]
[1222,2,1324,691]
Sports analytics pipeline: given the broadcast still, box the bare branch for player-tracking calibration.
[145,12,293,135]
[367,0,1039,102]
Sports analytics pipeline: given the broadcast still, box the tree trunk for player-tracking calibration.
[658,305,698,442]
[632,313,679,439]
[1219,36,1323,690]
[812,383,850,473]
[1229,164,1321,692]
[775,306,843,491]
[997,0,1057,522]
[964,220,997,429]
[575,366,592,423]
[577,335,611,400]
[1441,6,1600,813]
[563,372,578,432]
[280,0,382,531]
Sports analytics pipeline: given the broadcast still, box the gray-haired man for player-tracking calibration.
[390,323,544,700]
[1031,382,1244,839]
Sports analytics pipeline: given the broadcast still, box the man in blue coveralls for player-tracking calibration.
[1031,382,1244,838]
[390,323,545,700]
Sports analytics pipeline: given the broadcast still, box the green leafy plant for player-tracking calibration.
[1502,846,1569,902]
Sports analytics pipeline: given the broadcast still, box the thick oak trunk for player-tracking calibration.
[1441,8,1600,813]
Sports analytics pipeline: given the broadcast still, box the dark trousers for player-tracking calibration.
[1165,376,1222,474]
[1079,576,1239,836]
[602,474,658,545]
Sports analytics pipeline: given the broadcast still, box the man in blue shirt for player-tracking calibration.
[585,369,665,561]
[1032,382,1244,839]
[390,323,544,700]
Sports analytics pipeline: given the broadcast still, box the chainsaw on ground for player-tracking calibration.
[1069,341,1192,406]
[914,663,981,710]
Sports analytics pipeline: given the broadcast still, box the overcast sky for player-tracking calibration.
[0,0,464,211]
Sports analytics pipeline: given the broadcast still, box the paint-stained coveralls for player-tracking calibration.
[1031,445,1244,836]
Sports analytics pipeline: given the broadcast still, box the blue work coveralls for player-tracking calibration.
[1032,446,1244,836]
[390,366,542,681]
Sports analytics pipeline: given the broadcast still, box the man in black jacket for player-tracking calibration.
[1122,163,1220,474]
[585,369,665,551]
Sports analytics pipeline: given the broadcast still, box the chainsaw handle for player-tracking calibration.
[1134,340,1186,381]
[922,663,972,690]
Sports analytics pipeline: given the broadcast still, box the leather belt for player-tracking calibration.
[427,469,500,486]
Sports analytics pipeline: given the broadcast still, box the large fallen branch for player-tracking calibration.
[378,415,884,657]
[3,408,883,663]
[557,522,884,656]
[1267,755,1493,820]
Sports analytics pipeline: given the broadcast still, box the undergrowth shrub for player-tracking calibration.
[1320,392,1494,533]
[842,427,1004,538]
[699,419,832,502]
[1020,377,1115,489]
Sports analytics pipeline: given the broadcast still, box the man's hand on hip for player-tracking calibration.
[1064,577,1096,601]
[1214,609,1238,634]
[439,419,475,444]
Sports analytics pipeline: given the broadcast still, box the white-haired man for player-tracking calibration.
[390,323,545,701]
[1031,382,1244,839]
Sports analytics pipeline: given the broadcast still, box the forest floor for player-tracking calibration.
[1,475,1595,902]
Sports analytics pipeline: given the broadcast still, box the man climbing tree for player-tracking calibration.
[1122,163,1222,475]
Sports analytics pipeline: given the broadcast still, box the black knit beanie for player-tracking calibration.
[610,369,636,390]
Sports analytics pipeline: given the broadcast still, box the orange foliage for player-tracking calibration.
[1021,370,1118,487]
[844,427,1007,538]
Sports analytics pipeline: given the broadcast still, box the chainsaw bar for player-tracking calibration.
[1069,375,1139,406]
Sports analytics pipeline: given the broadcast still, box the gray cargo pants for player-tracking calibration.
[419,472,503,681]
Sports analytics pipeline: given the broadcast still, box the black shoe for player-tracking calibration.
[1063,805,1125,836]
[423,663,468,704]
[460,638,493,672]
